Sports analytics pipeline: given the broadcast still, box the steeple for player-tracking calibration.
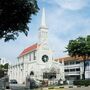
[40,8,47,29]
[38,7,48,45]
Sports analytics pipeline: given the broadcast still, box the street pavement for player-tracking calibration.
[9,84,90,90]
[10,84,27,90]
[67,87,90,90]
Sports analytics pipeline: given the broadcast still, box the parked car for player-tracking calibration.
[9,79,18,84]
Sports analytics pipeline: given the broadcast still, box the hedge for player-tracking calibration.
[73,80,90,86]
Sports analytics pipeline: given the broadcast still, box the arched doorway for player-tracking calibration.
[43,67,57,80]
[30,71,34,76]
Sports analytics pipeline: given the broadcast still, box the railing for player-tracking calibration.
[64,64,80,68]
[65,71,80,75]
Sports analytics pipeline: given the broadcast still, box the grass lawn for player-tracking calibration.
[48,89,64,90]
[43,86,65,90]
[34,86,65,90]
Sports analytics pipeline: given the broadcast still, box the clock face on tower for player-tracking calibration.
[42,55,49,62]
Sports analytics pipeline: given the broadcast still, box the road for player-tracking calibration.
[67,87,90,90]
[10,84,28,90]
[9,84,90,90]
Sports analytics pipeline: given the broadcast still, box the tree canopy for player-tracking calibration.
[0,63,9,78]
[0,0,39,41]
[66,35,90,58]
[66,35,90,79]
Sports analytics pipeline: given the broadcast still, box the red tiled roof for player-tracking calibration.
[55,56,90,62]
[19,43,37,57]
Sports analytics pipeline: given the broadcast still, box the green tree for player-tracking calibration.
[4,63,9,69]
[0,0,39,42]
[66,35,90,80]
[0,64,4,78]
[0,63,9,78]
[0,70,4,78]
[0,64,4,69]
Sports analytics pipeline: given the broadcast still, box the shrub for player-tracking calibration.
[73,80,90,86]
[59,86,64,88]
[69,86,73,88]
[48,86,54,89]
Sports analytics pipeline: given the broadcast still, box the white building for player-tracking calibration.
[55,57,90,84]
[8,8,64,84]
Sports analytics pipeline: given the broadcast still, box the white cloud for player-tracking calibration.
[46,2,90,58]
[46,0,88,10]
[49,34,68,58]
[58,0,87,10]
[0,32,38,64]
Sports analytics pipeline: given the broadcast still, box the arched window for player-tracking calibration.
[30,71,34,76]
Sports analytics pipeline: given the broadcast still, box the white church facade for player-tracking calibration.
[8,8,64,84]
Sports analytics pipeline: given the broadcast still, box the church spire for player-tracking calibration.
[38,7,48,45]
[40,8,47,28]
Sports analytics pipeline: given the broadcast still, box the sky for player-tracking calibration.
[0,0,90,64]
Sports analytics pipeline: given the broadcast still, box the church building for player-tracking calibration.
[8,8,64,84]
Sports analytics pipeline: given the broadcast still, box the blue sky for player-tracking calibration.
[0,0,90,64]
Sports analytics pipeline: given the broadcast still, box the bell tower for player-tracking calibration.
[37,7,53,64]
